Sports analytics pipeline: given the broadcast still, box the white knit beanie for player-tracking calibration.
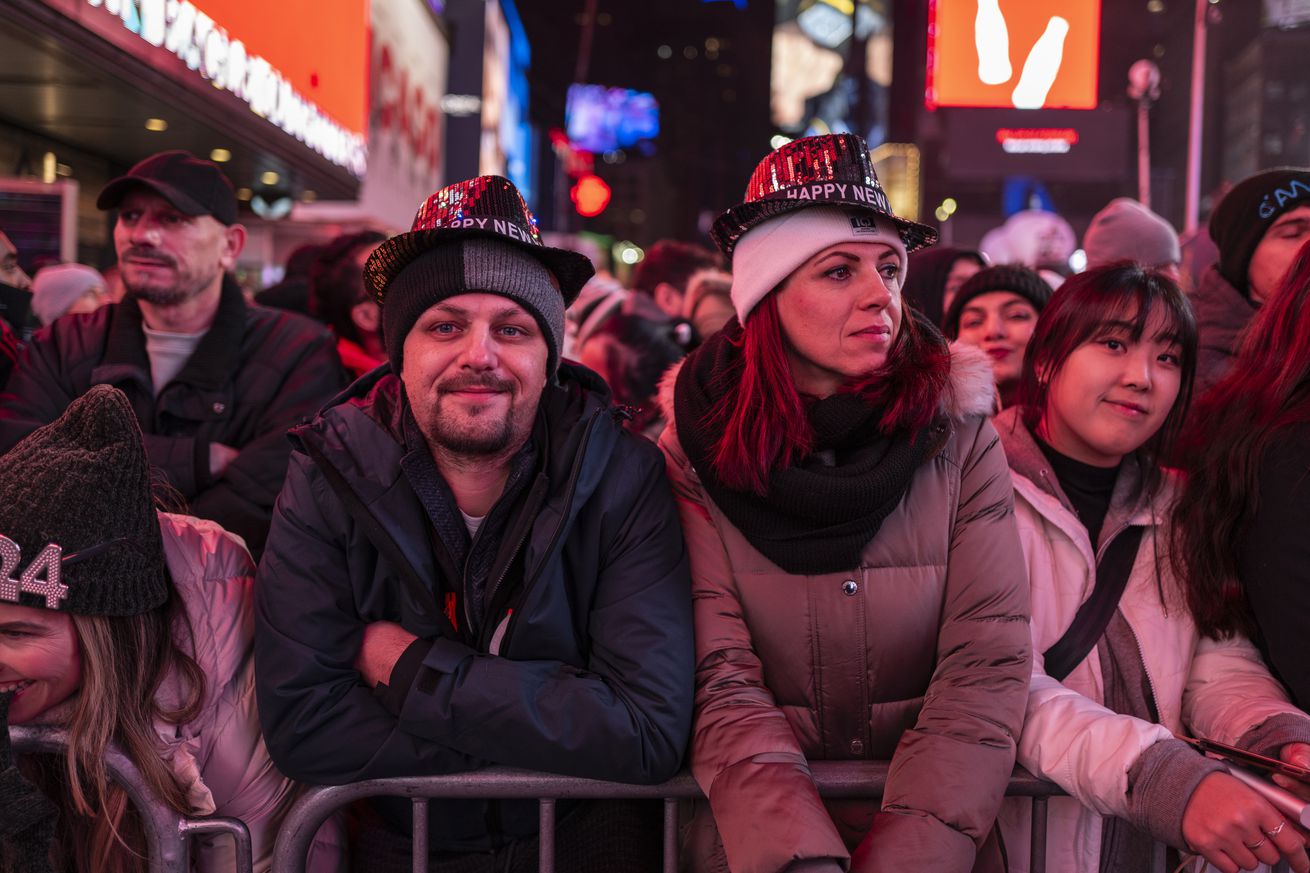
[730,207,908,323]
[30,264,104,326]
[1083,197,1181,270]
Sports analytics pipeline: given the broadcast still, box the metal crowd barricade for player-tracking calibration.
[272,762,1066,873]
[10,725,254,873]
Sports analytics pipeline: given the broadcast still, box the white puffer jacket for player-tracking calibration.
[992,410,1308,873]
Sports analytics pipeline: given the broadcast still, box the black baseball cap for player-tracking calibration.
[97,150,238,226]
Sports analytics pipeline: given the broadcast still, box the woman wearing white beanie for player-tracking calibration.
[659,133,1031,873]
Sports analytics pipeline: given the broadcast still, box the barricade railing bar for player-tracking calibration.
[10,726,253,873]
[272,762,1066,873]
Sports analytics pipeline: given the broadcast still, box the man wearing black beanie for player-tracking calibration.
[1192,167,1310,399]
[254,176,693,872]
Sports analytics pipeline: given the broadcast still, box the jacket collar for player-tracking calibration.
[994,406,1167,551]
[1193,265,1257,351]
[99,275,247,391]
[293,361,620,514]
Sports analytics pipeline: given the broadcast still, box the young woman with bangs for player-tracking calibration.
[1175,240,1310,713]
[658,134,1032,873]
[992,263,1310,873]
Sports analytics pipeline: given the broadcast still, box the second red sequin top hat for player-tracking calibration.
[365,175,595,306]
[711,133,938,261]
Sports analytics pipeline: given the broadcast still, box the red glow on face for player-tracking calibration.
[571,175,611,218]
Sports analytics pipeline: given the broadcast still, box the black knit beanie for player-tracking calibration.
[1210,167,1310,294]
[381,238,566,377]
[942,264,1054,338]
[0,385,168,616]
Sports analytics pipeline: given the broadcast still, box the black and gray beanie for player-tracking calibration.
[381,238,566,377]
[942,264,1054,338]
[1210,167,1310,294]
[0,385,169,617]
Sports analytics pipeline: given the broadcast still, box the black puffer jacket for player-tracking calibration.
[254,363,693,849]
[0,278,345,555]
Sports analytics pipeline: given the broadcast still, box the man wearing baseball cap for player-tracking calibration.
[0,150,346,556]
[1192,166,1310,398]
[254,175,692,871]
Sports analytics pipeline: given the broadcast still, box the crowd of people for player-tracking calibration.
[0,134,1306,873]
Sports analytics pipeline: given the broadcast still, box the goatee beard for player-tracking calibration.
[126,283,193,306]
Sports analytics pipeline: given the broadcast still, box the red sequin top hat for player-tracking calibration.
[365,175,595,305]
[711,133,938,260]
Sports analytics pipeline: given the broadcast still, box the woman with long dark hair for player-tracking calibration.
[659,134,1031,872]
[993,264,1310,873]
[1175,239,1310,709]
[0,386,339,873]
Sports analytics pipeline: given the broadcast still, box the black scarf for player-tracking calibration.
[0,693,57,873]
[674,319,947,574]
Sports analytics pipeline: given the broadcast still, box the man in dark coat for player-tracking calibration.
[253,176,693,872]
[0,151,346,556]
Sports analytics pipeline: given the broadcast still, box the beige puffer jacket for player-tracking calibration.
[657,345,1032,873]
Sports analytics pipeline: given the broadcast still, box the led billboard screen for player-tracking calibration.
[565,85,660,154]
[927,0,1101,110]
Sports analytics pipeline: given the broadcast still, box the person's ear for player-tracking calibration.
[653,281,684,318]
[351,300,380,335]
[220,223,247,271]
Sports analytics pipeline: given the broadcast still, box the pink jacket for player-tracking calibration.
[156,512,343,873]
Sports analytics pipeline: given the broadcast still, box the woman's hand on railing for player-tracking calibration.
[1181,771,1309,873]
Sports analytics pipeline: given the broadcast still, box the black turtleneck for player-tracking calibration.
[1036,437,1120,547]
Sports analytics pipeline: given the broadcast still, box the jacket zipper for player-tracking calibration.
[482,406,605,654]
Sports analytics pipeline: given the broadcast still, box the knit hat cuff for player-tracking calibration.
[1210,168,1310,293]
[730,207,908,323]
[382,239,566,375]
[943,265,1053,337]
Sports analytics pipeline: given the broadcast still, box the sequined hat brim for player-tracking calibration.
[365,227,595,308]
[712,196,939,261]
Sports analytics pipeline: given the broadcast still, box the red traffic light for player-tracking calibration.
[571,174,611,218]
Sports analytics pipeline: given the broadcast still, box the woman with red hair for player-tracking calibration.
[1176,238,1310,711]
[658,134,1031,873]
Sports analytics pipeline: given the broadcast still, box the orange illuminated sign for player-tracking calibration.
[196,0,368,137]
[65,0,368,174]
[571,175,611,218]
[927,0,1100,110]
